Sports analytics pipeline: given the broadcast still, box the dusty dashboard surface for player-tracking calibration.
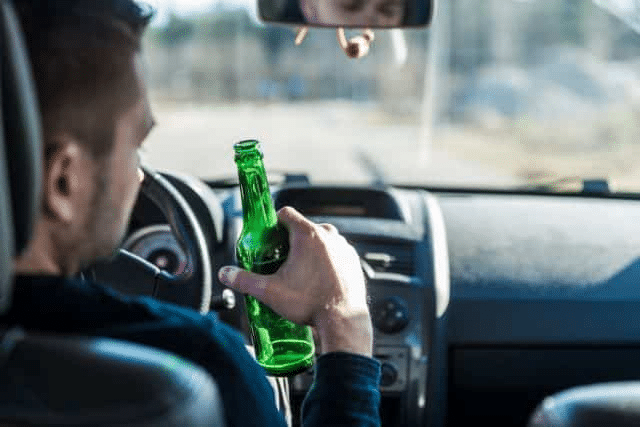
[439,192,640,427]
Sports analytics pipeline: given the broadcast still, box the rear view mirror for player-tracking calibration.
[258,0,434,28]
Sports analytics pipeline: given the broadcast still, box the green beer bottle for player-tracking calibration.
[233,140,315,377]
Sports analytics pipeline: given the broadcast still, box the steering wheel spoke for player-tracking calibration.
[87,167,213,314]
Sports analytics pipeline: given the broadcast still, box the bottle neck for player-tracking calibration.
[236,156,278,229]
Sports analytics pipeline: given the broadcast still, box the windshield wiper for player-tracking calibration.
[517,176,611,194]
[355,149,388,189]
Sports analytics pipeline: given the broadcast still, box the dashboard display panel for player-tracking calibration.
[274,187,404,220]
[302,205,368,217]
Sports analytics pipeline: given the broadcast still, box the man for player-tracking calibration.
[5,1,380,426]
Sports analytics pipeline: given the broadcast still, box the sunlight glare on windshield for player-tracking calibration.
[594,0,640,34]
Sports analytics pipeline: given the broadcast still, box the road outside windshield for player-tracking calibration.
[142,0,640,191]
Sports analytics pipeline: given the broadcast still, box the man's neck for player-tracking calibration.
[14,221,66,276]
[15,247,61,276]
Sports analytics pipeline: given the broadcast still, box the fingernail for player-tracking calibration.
[218,266,240,285]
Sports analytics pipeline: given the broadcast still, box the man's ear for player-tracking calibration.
[43,136,94,225]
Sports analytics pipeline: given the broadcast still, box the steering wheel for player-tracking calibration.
[86,166,213,314]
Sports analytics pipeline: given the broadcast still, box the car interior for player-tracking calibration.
[5,0,640,426]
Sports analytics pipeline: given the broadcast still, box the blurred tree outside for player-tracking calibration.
[143,0,640,120]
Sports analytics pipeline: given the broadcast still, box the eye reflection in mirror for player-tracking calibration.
[300,0,405,27]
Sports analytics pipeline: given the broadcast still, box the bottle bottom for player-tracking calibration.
[258,338,315,377]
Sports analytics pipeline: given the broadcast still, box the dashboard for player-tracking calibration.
[124,171,640,427]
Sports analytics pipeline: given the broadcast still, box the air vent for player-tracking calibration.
[355,243,414,276]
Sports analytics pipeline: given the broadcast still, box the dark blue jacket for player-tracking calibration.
[1,276,381,427]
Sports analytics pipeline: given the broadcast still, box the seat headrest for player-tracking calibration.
[0,0,44,314]
[1,0,44,257]
[529,382,640,427]
[0,114,14,315]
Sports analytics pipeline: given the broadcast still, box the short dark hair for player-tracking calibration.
[14,0,154,160]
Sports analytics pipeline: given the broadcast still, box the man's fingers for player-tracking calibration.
[218,266,273,301]
[277,207,314,234]
[319,223,338,234]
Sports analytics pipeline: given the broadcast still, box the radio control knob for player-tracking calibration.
[373,296,409,333]
[380,362,399,387]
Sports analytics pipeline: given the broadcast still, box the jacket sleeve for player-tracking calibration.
[301,352,381,427]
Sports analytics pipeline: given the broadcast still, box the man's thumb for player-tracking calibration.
[218,266,271,299]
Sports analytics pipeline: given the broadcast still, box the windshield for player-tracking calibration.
[141,0,640,191]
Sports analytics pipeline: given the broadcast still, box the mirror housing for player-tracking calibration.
[259,0,434,28]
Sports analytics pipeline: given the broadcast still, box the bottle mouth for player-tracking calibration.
[234,140,263,160]
[234,140,259,151]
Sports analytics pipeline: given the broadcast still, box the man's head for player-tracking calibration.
[14,0,156,276]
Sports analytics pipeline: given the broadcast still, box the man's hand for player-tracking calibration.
[218,207,373,357]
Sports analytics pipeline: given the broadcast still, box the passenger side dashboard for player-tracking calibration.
[440,193,640,427]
